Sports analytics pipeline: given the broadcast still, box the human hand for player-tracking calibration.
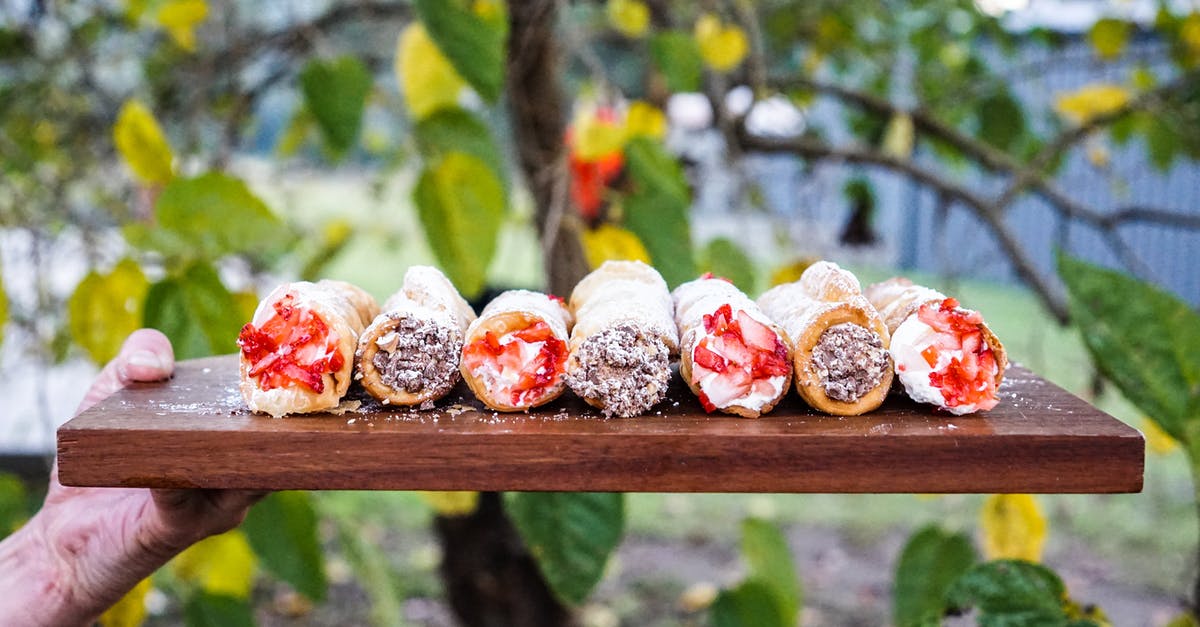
[0,329,266,627]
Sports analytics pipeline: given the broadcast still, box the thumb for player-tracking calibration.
[76,329,175,415]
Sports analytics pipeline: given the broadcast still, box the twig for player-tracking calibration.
[736,128,1071,322]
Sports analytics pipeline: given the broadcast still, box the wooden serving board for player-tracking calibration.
[57,355,1144,493]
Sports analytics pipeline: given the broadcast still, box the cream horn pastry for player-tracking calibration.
[865,277,1007,415]
[237,280,380,417]
[565,260,679,418]
[757,261,893,416]
[459,290,572,412]
[673,275,792,417]
[355,266,476,407]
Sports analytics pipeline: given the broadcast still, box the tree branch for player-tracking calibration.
[735,128,1072,322]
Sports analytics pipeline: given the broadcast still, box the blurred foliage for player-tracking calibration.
[505,492,626,605]
[893,525,977,627]
[710,518,800,627]
[2,0,1198,623]
[979,494,1047,563]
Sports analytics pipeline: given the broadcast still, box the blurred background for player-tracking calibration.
[1,0,1199,625]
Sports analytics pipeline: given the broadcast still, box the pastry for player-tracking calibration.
[460,290,572,411]
[866,277,1007,414]
[237,280,379,417]
[673,275,792,417]
[564,260,678,417]
[758,261,893,416]
[356,266,476,407]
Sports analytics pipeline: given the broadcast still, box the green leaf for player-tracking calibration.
[622,137,695,288]
[68,259,149,364]
[413,152,506,299]
[1058,254,1200,444]
[414,0,507,102]
[711,579,788,627]
[155,172,286,260]
[299,55,372,158]
[650,30,703,92]
[1089,18,1131,61]
[945,560,1091,626]
[976,88,1026,152]
[504,492,625,605]
[740,518,801,625]
[241,491,328,602]
[414,108,506,188]
[893,525,978,627]
[700,238,757,295]
[1146,117,1180,171]
[331,513,404,627]
[143,262,243,360]
[184,591,255,627]
[0,473,29,537]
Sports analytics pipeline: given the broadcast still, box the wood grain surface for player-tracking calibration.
[57,355,1144,493]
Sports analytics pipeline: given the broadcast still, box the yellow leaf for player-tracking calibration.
[768,258,816,287]
[980,494,1046,562]
[1142,416,1179,455]
[694,14,748,73]
[571,106,626,161]
[156,0,208,52]
[172,529,258,599]
[625,101,666,141]
[419,491,480,517]
[881,112,914,160]
[68,259,150,365]
[396,22,468,121]
[113,100,175,185]
[1053,83,1131,126]
[582,224,652,269]
[1182,13,1200,63]
[98,577,150,627]
[607,0,650,39]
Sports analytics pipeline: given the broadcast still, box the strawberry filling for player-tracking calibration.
[461,321,568,407]
[690,304,789,413]
[915,298,999,411]
[237,294,344,394]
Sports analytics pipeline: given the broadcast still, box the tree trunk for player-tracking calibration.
[435,5,584,626]
[436,493,573,627]
[506,0,589,297]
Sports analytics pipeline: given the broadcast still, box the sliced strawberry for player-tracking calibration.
[921,346,940,367]
[703,304,733,335]
[737,311,778,352]
[751,349,790,378]
[515,321,556,343]
[703,369,752,408]
[751,378,777,398]
[693,343,728,373]
[698,390,717,413]
[718,334,754,367]
[239,297,339,394]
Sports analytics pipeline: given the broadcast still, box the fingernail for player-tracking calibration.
[128,349,166,373]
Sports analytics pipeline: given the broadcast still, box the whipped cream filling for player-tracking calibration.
[891,317,989,415]
[694,364,786,411]
[689,308,788,411]
[469,335,548,402]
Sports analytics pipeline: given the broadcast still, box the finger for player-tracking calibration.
[75,329,175,415]
[117,328,176,383]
